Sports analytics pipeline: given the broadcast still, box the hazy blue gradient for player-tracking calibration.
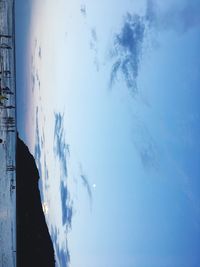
[16,0,200,267]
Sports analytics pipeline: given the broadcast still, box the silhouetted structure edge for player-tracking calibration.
[16,134,55,267]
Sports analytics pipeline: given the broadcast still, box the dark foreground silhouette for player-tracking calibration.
[16,135,55,267]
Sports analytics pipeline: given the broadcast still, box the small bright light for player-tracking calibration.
[92,183,96,189]
[42,202,49,215]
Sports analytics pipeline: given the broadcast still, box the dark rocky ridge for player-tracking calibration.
[16,135,55,267]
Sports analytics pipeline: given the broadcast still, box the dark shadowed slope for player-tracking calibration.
[16,135,55,267]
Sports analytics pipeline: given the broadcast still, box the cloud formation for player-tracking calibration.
[80,174,92,201]
[34,107,42,176]
[109,0,200,95]
[54,112,69,178]
[80,4,86,17]
[132,118,158,170]
[51,226,70,267]
[31,73,36,92]
[90,28,99,71]
[110,13,145,95]
[146,0,200,33]
[79,164,93,206]
[34,106,50,201]
[60,181,73,228]
[38,46,42,59]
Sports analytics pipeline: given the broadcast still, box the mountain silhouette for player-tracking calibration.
[16,135,55,267]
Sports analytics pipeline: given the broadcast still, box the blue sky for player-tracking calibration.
[16,0,200,266]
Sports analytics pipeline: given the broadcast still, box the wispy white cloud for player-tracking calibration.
[90,28,99,71]
[34,107,42,176]
[34,106,50,200]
